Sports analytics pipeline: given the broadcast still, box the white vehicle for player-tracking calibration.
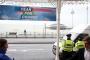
[52,24,90,55]
[46,24,72,30]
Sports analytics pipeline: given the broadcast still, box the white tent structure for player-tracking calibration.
[0,0,90,6]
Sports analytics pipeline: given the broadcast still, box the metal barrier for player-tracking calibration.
[0,32,64,38]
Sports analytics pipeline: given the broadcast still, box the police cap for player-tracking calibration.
[66,34,71,37]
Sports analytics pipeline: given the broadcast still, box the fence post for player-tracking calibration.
[6,32,8,38]
[16,32,17,38]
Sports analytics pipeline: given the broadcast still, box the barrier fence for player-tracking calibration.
[0,32,64,38]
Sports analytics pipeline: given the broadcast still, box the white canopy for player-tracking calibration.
[0,0,89,3]
[0,0,89,8]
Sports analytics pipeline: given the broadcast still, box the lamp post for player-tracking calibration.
[71,9,74,28]
[44,23,46,37]
[55,0,61,60]
[86,2,88,24]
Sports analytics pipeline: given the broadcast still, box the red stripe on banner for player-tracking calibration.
[17,11,23,14]
[32,8,51,12]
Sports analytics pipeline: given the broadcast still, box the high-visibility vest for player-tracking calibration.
[75,40,84,50]
[62,40,74,52]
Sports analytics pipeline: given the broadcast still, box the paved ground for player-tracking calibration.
[5,38,57,44]
[6,44,55,60]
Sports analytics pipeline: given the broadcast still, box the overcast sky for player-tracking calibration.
[61,4,90,27]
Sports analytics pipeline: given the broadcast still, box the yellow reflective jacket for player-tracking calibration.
[62,40,74,52]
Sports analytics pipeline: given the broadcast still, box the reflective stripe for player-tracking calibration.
[75,40,84,49]
[63,48,73,52]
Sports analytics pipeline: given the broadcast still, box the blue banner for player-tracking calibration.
[0,5,56,21]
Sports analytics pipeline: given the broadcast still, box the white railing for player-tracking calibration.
[0,32,64,38]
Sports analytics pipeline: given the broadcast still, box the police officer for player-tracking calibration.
[73,34,88,52]
[74,37,85,52]
[60,34,74,60]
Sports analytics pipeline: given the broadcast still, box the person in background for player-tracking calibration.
[24,29,27,37]
[68,36,90,60]
[0,38,12,60]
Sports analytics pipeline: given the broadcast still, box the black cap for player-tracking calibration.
[66,34,71,37]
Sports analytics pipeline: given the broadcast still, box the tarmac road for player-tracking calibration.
[5,38,56,44]
[6,44,55,60]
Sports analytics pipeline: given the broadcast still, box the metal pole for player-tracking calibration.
[55,0,61,60]
[71,9,74,28]
[44,23,46,37]
[86,2,88,24]
[72,13,73,28]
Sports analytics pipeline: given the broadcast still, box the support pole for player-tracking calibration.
[71,9,74,28]
[55,0,61,60]
[86,1,88,24]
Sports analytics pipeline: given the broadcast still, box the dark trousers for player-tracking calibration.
[59,51,74,60]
